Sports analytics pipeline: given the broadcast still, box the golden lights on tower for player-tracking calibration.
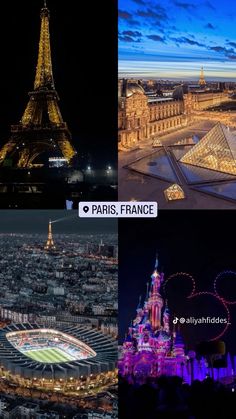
[198,66,206,86]
[44,220,56,250]
[0,1,76,168]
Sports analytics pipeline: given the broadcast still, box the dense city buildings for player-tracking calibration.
[0,231,117,326]
[0,213,118,417]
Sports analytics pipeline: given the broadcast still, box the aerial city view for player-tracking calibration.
[0,211,118,418]
[0,1,117,208]
[119,212,236,418]
[118,0,236,208]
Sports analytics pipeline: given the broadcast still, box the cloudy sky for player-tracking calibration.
[119,0,236,80]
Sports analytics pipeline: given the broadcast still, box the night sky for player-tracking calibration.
[119,0,236,80]
[119,211,236,353]
[0,0,117,167]
[0,210,117,234]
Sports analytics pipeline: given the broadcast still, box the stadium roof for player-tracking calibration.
[0,323,117,379]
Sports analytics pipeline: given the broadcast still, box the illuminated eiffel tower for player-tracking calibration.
[198,66,206,86]
[44,220,56,250]
[0,0,76,168]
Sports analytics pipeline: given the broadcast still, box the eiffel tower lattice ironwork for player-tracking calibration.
[0,1,76,168]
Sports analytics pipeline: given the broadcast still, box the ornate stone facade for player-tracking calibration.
[190,91,229,110]
[118,80,187,148]
[118,79,230,149]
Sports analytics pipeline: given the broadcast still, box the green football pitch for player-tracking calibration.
[25,347,74,363]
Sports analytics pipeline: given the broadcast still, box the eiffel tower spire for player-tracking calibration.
[34,0,54,90]
[45,220,56,250]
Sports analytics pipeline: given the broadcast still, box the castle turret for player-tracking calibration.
[163,300,170,333]
[133,296,143,326]
[174,329,185,357]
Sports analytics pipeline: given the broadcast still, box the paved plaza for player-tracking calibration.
[119,119,236,209]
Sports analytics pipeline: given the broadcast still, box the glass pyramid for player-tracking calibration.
[152,138,162,147]
[164,184,185,201]
[180,123,236,175]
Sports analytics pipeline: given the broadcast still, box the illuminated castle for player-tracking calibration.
[119,256,188,378]
[119,257,236,383]
[44,220,56,250]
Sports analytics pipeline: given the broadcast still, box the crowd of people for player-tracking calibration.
[119,375,236,419]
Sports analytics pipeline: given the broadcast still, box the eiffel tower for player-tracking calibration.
[44,220,56,250]
[198,66,206,86]
[0,1,76,168]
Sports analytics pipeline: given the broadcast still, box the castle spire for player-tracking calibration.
[145,282,149,301]
[136,295,142,311]
[154,252,159,270]
[149,253,164,330]
[163,299,170,333]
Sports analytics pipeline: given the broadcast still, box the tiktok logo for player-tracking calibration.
[173,317,179,324]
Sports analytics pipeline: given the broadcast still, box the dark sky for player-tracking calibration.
[0,210,117,234]
[0,0,117,167]
[119,211,236,353]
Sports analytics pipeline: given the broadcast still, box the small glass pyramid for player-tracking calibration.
[164,184,185,201]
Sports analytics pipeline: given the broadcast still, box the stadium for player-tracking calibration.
[0,323,117,392]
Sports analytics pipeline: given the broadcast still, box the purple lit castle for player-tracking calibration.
[119,256,187,378]
[119,256,236,383]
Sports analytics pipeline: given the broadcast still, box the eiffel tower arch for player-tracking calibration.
[0,1,76,168]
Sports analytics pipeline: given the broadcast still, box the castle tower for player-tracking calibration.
[163,300,170,333]
[148,255,164,331]
[0,1,76,168]
[45,220,56,250]
[173,330,185,357]
[198,66,206,86]
[133,296,143,326]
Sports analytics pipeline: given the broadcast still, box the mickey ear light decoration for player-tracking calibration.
[214,271,236,305]
[164,270,235,341]
[163,272,196,298]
